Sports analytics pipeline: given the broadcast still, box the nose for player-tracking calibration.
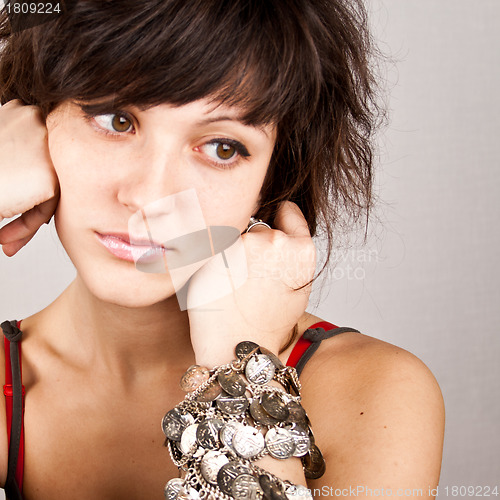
[119,141,207,246]
[127,187,206,248]
[116,141,185,213]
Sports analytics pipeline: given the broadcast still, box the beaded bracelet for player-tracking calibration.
[162,341,325,499]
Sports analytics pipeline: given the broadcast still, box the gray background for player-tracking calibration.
[0,0,499,497]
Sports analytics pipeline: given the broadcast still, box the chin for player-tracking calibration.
[74,262,185,310]
[57,225,198,310]
[92,277,182,309]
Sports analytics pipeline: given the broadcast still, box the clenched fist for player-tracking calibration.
[0,100,59,256]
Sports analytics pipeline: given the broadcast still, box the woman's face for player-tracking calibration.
[46,99,276,307]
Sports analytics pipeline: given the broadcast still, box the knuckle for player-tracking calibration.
[284,200,299,210]
[271,230,287,244]
[279,200,295,209]
[280,200,301,217]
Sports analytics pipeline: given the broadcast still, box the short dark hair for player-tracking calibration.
[0,0,384,263]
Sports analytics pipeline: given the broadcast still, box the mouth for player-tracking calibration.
[95,232,171,264]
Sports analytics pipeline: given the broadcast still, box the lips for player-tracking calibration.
[95,232,168,263]
[95,225,241,272]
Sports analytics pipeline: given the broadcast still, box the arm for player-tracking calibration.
[0,100,59,486]
[188,201,316,367]
[184,201,316,489]
[0,100,59,256]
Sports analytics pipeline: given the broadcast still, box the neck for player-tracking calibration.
[40,275,194,383]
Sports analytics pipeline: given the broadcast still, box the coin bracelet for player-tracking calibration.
[162,341,326,499]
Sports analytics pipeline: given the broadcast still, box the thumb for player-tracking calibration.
[273,201,311,238]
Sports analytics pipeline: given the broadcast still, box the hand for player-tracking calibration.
[187,201,316,367]
[0,100,59,256]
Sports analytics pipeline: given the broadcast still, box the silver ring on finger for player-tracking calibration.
[245,216,271,233]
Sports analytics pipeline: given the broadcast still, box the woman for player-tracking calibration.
[0,0,445,499]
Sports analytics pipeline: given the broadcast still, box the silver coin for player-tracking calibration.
[216,392,249,415]
[285,401,308,426]
[220,420,245,449]
[217,462,253,496]
[196,418,225,449]
[218,371,246,396]
[261,392,289,421]
[245,354,275,384]
[162,409,195,442]
[235,341,260,359]
[302,444,326,479]
[177,486,201,500]
[286,424,311,457]
[179,423,199,455]
[232,425,265,459]
[249,399,280,426]
[195,381,223,403]
[259,346,285,369]
[200,450,230,485]
[164,478,184,500]
[265,427,296,459]
[258,474,274,498]
[307,425,316,446]
[193,446,206,459]
[258,474,288,500]
[180,364,211,392]
[231,473,261,500]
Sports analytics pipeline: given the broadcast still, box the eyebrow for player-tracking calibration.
[196,116,270,138]
[78,102,118,115]
[77,103,272,139]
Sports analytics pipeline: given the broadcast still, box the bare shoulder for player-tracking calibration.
[297,323,445,497]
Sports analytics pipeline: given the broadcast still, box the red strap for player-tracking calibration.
[286,321,338,368]
[3,322,25,492]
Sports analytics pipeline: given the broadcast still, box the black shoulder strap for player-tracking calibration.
[295,326,360,377]
[2,320,24,500]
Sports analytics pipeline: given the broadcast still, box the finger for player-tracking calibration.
[0,196,58,244]
[273,201,311,238]
[1,234,35,257]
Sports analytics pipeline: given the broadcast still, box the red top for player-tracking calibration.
[286,321,337,368]
[3,321,25,494]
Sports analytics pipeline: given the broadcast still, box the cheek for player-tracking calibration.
[48,127,116,209]
[197,172,266,233]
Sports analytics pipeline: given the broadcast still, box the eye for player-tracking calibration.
[93,113,135,134]
[197,139,250,168]
[214,142,237,160]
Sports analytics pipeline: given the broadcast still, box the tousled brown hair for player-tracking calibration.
[0,0,384,272]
